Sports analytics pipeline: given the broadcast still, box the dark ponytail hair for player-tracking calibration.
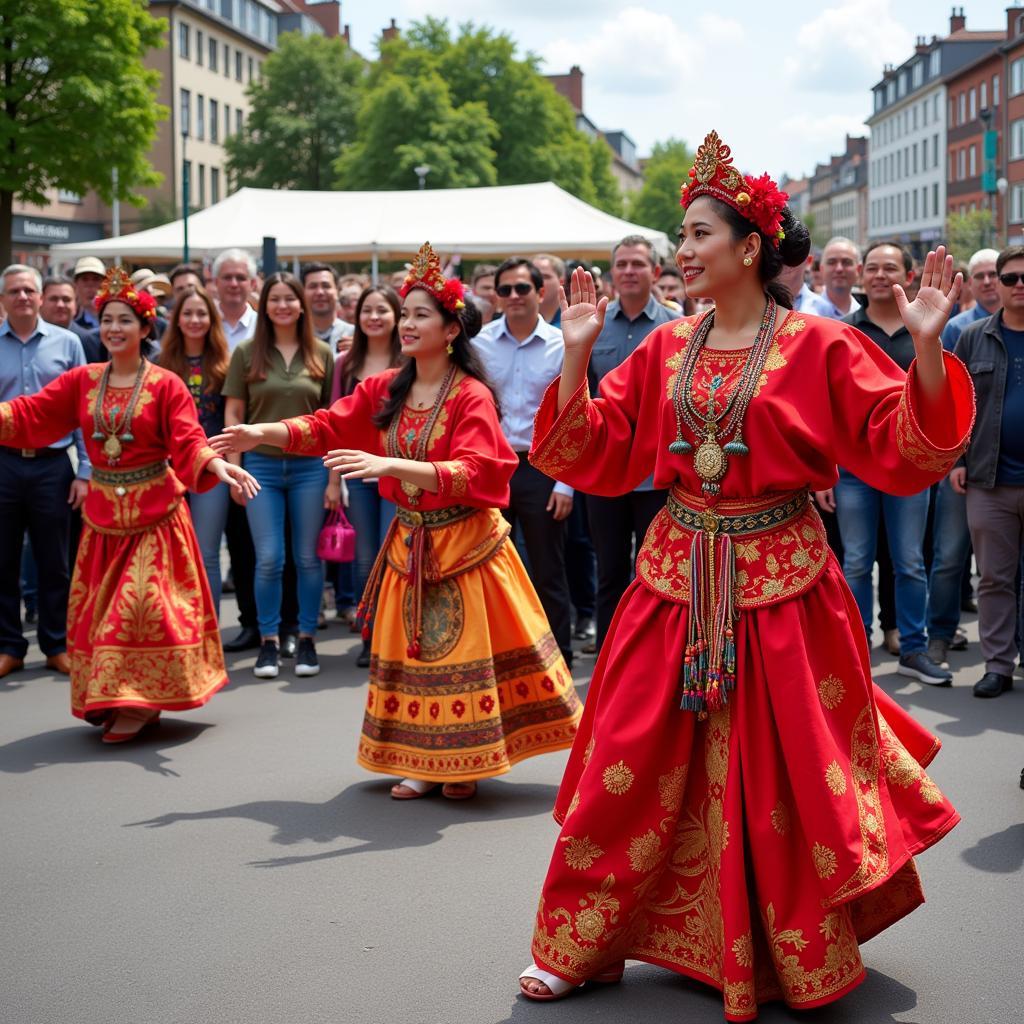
[703,198,811,309]
[372,287,499,429]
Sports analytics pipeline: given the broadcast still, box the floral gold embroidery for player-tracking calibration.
[401,577,464,662]
[753,337,789,396]
[0,402,14,441]
[658,764,688,811]
[602,760,635,795]
[894,367,970,474]
[530,383,590,479]
[582,737,595,766]
[561,835,604,870]
[812,842,838,879]
[878,718,946,807]
[776,315,806,339]
[287,415,320,455]
[770,800,789,836]
[672,321,695,339]
[825,760,847,796]
[731,932,753,969]
[817,674,846,710]
[565,791,581,820]
[436,459,469,498]
[627,829,662,873]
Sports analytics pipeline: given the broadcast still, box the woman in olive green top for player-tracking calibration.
[223,273,335,679]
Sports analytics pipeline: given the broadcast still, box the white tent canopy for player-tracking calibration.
[49,182,672,266]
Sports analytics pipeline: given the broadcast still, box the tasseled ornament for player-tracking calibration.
[407,640,421,659]
[668,438,693,455]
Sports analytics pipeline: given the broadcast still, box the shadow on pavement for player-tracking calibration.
[0,719,213,777]
[494,965,917,1023]
[126,777,560,867]
[961,822,1024,873]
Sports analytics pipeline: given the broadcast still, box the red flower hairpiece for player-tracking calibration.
[94,267,158,321]
[680,131,789,247]
[401,241,466,314]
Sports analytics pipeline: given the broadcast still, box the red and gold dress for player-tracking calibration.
[283,369,582,782]
[0,363,226,721]
[526,310,975,1019]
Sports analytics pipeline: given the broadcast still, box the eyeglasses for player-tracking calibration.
[999,273,1024,286]
[495,282,534,297]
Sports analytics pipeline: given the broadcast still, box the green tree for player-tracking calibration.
[945,209,995,260]
[225,33,363,190]
[0,1,165,264]
[334,60,497,190]
[627,139,694,240]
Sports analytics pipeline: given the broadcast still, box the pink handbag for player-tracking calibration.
[316,509,356,563]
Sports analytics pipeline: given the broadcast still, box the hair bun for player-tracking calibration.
[778,209,811,268]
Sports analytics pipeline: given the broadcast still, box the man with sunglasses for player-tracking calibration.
[474,257,576,668]
[952,246,1024,699]
[941,249,1001,351]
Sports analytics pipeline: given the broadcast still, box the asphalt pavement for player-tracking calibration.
[1,599,1021,1024]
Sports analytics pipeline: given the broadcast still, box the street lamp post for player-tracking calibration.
[181,123,190,262]
[414,163,430,190]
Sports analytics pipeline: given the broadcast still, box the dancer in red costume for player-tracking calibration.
[518,131,975,1019]
[0,268,258,742]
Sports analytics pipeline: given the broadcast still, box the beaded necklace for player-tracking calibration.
[91,360,149,465]
[667,298,778,495]
[384,362,458,506]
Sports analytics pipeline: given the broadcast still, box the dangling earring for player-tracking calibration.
[743,256,753,267]
[446,340,454,355]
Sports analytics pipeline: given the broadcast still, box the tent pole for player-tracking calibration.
[371,247,379,286]
[292,255,299,275]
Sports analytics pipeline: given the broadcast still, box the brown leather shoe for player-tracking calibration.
[0,654,25,679]
[45,652,71,675]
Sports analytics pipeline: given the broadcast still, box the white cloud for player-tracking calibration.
[785,0,914,93]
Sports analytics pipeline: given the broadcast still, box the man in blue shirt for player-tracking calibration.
[0,264,90,679]
[940,248,1000,351]
[586,236,676,653]
[474,257,576,667]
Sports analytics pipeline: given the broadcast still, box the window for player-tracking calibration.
[969,87,977,120]
[1012,118,1024,160]
[178,22,190,59]
[180,88,191,136]
[923,99,929,126]
[875,90,883,112]
[912,142,918,174]
[949,98,956,127]
[958,149,966,179]
[934,133,940,168]
[934,94,940,121]
[1012,58,1024,96]
[887,81,895,105]
[913,190,918,220]
[248,56,254,82]
[948,152,954,180]
[224,104,231,136]
[912,61,923,88]
[898,72,907,97]
[211,167,220,205]
[897,192,903,222]
[930,50,940,77]
[959,92,966,122]
[913,104,918,130]
[922,186,929,219]
[209,36,218,71]
[198,164,206,207]
[235,50,242,81]
[236,108,243,134]
[210,99,219,143]
[223,43,230,77]
[981,81,988,110]
[933,182,939,215]
[1013,183,1024,222]
[994,74,1001,107]
[183,160,192,210]
[196,94,205,140]
[196,30,204,66]
[969,145,976,176]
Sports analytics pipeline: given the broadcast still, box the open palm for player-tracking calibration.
[559,266,608,354]
[894,245,962,339]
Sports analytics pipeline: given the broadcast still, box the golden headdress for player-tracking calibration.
[400,242,466,313]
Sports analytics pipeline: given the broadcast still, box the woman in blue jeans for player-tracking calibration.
[158,286,231,613]
[223,274,334,679]
[330,285,403,666]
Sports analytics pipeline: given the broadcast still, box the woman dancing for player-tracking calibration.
[517,131,974,1018]
[213,243,582,799]
[0,268,257,742]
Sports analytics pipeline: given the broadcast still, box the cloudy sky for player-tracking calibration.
[343,0,1019,180]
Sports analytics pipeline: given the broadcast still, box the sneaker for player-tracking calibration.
[253,640,280,679]
[927,637,950,669]
[949,627,968,652]
[897,651,952,687]
[295,637,320,677]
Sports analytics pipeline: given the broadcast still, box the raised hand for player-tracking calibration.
[894,245,962,343]
[559,266,608,356]
[209,423,265,455]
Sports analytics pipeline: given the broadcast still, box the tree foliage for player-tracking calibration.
[335,19,621,210]
[0,0,165,263]
[627,139,694,240]
[226,33,363,191]
[945,208,995,260]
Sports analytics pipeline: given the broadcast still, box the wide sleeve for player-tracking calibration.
[160,372,220,492]
[433,384,518,506]
[529,331,662,496]
[283,373,386,456]
[0,367,83,449]
[823,324,974,495]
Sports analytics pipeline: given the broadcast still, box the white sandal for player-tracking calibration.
[390,778,437,800]
[518,961,624,1002]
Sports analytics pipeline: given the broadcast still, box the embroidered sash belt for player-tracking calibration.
[394,504,476,529]
[668,488,810,718]
[92,460,168,488]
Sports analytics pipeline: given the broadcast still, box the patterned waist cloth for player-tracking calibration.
[667,487,809,717]
[91,460,168,487]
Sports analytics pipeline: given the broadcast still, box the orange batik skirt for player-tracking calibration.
[358,508,582,782]
[68,501,228,721]
[530,558,959,1021]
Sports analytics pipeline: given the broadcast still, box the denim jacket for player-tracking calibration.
[953,311,1009,487]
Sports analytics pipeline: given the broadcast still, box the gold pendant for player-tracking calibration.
[693,423,727,484]
[401,479,422,506]
[103,434,122,461]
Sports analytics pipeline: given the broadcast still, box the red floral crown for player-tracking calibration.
[94,267,158,321]
[400,241,466,314]
[680,131,789,247]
